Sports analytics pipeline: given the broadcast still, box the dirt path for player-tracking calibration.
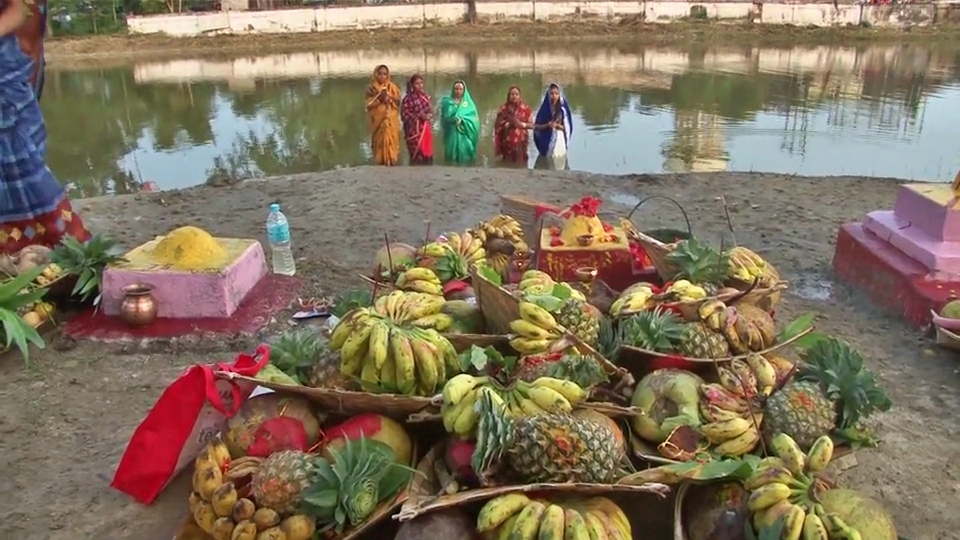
[1,168,958,540]
[44,21,960,67]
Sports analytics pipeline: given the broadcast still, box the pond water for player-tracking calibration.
[43,43,960,197]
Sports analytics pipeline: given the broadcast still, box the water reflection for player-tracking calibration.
[42,44,960,197]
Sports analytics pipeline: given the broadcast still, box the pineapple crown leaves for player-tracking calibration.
[621,307,684,353]
[471,390,515,475]
[0,266,48,365]
[596,316,625,360]
[798,337,892,430]
[542,354,609,389]
[331,289,373,318]
[51,234,127,304]
[664,237,730,284]
[269,328,328,384]
[300,436,418,532]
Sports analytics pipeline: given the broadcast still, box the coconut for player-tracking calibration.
[630,369,704,443]
[940,299,960,319]
[322,413,413,465]
[223,394,322,458]
[374,242,417,280]
[817,488,897,540]
[682,482,748,540]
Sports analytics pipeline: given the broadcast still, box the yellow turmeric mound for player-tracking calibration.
[149,226,228,271]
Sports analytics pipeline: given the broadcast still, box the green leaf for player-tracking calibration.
[664,457,754,482]
[302,489,339,508]
[0,309,44,365]
[792,331,829,350]
[478,264,502,286]
[550,283,572,300]
[777,312,817,343]
[461,345,489,372]
[525,294,563,312]
[0,267,44,301]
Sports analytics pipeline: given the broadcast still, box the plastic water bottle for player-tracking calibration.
[266,203,296,276]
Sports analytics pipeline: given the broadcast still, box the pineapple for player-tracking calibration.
[595,316,623,360]
[512,353,608,389]
[307,345,357,390]
[677,322,731,359]
[762,338,891,450]
[621,308,684,353]
[663,237,729,288]
[300,437,416,532]
[251,450,320,514]
[472,392,624,484]
[269,328,326,385]
[555,297,602,346]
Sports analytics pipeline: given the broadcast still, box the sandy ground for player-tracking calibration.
[1,167,959,540]
[43,20,960,67]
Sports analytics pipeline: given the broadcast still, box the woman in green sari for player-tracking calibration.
[439,80,480,164]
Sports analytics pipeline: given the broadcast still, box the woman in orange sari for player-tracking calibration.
[494,86,533,164]
[365,65,401,166]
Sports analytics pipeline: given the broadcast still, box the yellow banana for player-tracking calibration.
[401,267,441,284]
[746,482,792,512]
[422,328,462,375]
[379,354,397,390]
[411,313,454,331]
[421,242,448,258]
[699,416,753,444]
[579,509,623,540]
[581,498,630,538]
[509,501,546,540]
[802,512,829,540]
[745,353,778,395]
[476,494,532,532]
[525,385,573,412]
[442,388,476,431]
[782,503,806,540]
[608,297,626,317]
[579,511,610,540]
[340,316,375,370]
[509,337,552,355]
[460,231,474,253]
[465,238,484,259]
[390,327,417,395]
[699,402,745,423]
[772,433,806,475]
[368,320,391,369]
[518,302,561,331]
[717,366,748,397]
[538,504,565,540]
[713,425,760,457]
[497,514,521,540]
[805,435,834,473]
[753,499,793,530]
[510,319,560,340]
[528,377,587,405]
[447,232,462,252]
[442,374,486,406]
[744,463,804,491]
[730,359,759,396]
[516,396,548,416]
[383,290,405,319]
[360,347,379,385]
[329,308,368,349]
[410,337,441,395]
[451,391,480,437]
[562,508,590,540]
[404,279,444,295]
[405,293,446,320]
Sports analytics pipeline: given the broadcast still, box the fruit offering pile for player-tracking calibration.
[157,206,901,540]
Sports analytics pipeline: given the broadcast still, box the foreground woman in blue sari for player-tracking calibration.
[533,83,573,170]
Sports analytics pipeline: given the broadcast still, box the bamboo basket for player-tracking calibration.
[172,445,419,540]
[395,442,671,523]
[618,326,813,370]
[442,333,509,353]
[500,194,561,245]
[218,374,438,420]
[616,282,788,322]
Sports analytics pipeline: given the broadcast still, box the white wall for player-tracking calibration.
[125,1,954,36]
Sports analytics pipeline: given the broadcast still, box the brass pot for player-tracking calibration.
[120,283,158,326]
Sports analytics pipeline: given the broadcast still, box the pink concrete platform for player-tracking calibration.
[63,274,302,341]
[892,184,960,242]
[863,210,960,275]
[101,240,267,319]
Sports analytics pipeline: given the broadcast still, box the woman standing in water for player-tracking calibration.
[400,74,434,165]
[494,85,533,165]
[533,83,574,170]
[439,80,480,164]
[365,65,402,166]
[0,0,91,252]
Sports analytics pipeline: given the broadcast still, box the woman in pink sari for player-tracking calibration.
[400,74,434,164]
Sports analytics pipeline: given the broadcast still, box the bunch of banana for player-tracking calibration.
[515,270,586,301]
[728,246,770,283]
[395,267,444,296]
[662,279,709,302]
[35,263,63,286]
[509,301,568,355]
[330,302,459,396]
[440,374,587,438]
[368,290,446,325]
[698,405,762,457]
[473,214,525,245]
[716,355,778,399]
[746,433,855,540]
[609,283,655,318]
[699,301,768,353]
[445,230,487,266]
[476,494,631,540]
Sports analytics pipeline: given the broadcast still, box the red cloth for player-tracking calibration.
[494,98,533,163]
[401,84,433,163]
[0,198,90,254]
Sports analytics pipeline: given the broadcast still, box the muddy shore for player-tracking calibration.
[1,168,959,540]
[44,21,960,67]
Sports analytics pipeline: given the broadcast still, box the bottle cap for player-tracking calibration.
[270,203,280,212]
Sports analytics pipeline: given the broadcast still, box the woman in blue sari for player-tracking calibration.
[439,80,480,164]
[0,0,90,254]
[533,83,573,170]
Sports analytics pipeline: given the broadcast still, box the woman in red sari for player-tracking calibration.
[400,74,434,164]
[494,86,533,164]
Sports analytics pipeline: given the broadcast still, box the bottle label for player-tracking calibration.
[267,223,290,244]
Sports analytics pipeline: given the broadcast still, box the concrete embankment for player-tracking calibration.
[126,1,960,37]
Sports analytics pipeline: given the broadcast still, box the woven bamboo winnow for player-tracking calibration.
[395,442,671,523]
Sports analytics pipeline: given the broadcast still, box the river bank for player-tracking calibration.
[44,21,960,65]
[0,168,958,540]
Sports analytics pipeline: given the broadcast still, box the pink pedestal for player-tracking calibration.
[892,184,960,242]
[101,241,268,319]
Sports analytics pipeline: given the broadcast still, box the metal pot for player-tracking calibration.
[119,283,158,326]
